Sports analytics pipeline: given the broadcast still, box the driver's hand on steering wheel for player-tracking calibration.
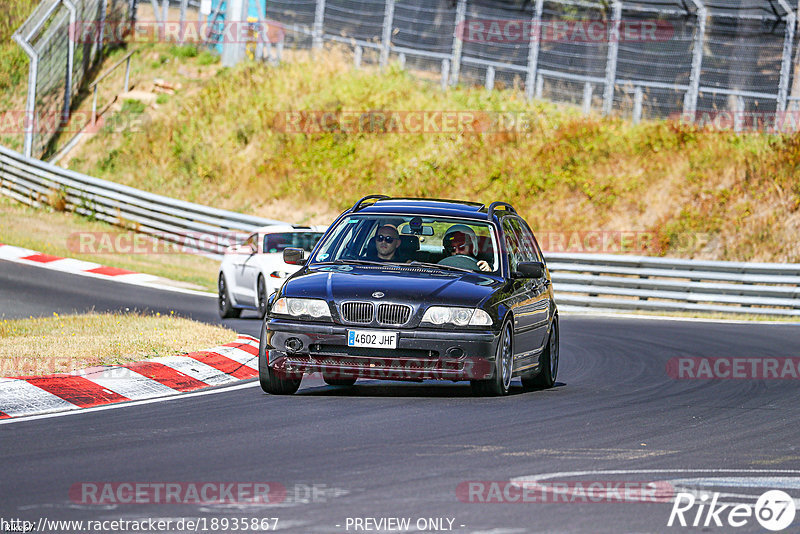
[477,260,491,272]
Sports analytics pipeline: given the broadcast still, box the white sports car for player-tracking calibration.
[218,225,327,318]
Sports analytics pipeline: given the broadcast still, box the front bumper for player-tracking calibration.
[266,319,499,381]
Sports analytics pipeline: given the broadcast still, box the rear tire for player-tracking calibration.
[471,320,513,397]
[522,315,558,390]
[218,273,241,319]
[257,275,268,319]
[258,318,301,395]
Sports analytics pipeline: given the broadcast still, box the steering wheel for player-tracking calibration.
[438,254,480,270]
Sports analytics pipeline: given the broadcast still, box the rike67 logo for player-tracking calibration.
[668,490,796,531]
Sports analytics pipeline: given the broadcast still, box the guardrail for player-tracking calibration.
[1,143,798,316]
[546,253,800,317]
[0,144,283,257]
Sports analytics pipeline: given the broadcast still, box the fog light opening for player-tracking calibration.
[285,338,303,352]
[446,347,464,359]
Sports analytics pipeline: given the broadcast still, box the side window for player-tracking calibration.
[502,218,523,272]
[514,218,543,263]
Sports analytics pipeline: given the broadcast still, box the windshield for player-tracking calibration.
[263,232,323,253]
[310,214,500,274]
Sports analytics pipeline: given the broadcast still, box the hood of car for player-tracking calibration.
[282,265,503,308]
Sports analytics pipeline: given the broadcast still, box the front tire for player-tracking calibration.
[522,315,558,390]
[258,318,301,395]
[218,273,241,319]
[471,320,513,397]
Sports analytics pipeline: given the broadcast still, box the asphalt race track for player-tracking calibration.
[2,259,800,533]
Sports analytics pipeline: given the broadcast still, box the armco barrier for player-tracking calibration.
[547,253,800,317]
[1,144,798,316]
[0,144,282,257]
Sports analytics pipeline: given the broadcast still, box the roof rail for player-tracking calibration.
[351,195,390,212]
[487,201,516,221]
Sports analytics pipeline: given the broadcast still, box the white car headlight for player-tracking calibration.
[421,307,493,327]
[272,297,331,320]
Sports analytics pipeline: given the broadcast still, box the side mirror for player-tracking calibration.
[514,261,545,279]
[283,247,305,265]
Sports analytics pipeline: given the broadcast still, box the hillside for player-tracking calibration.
[33,46,800,262]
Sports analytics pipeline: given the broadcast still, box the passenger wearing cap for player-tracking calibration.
[373,224,401,261]
[442,226,491,272]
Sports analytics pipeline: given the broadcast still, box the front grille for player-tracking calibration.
[341,302,373,323]
[377,304,411,325]
[313,345,439,359]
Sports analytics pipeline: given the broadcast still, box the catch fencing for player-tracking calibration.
[258,0,800,128]
[1,142,798,316]
[12,0,136,159]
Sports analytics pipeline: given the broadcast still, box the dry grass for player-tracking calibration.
[57,46,800,262]
[0,195,220,291]
[0,311,236,377]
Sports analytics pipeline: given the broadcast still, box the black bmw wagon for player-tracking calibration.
[258,196,559,396]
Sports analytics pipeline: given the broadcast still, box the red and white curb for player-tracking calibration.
[0,242,214,297]
[0,334,260,419]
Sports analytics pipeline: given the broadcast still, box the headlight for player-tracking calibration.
[421,307,493,327]
[271,297,331,320]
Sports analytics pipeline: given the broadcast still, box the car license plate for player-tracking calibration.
[347,330,398,349]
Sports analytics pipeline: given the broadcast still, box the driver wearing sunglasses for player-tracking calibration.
[374,224,401,261]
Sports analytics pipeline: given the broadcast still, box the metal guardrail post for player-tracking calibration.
[525,0,545,100]
[441,59,450,91]
[776,0,796,113]
[354,45,363,68]
[485,66,495,91]
[124,55,132,92]
[313,0,326,49]
[449,0,467,86]
[683,0,706,119]
[61,0,77,129]
[582,83,593,114]
[602,1,622,116]
[633,86,643,124]
[379,0,396,69]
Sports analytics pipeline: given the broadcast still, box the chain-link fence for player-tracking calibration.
[258,0,799,130]
[12,0,135,158]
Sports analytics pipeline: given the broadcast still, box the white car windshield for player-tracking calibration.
[310,215,499,273]
[263,232,323,253]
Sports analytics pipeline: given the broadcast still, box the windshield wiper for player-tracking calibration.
[407,261,473,273]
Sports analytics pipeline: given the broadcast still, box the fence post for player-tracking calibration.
[162,0,169,27]
[776,0,796,113]
[683,0,706,119]
[535,73,544,99]
[179,0,189,43]
[602,0,622,115]
[313,0,326,49]
[449,0,467,86]
[379,0,395,69]
[441,58,450,91]
[525,0,545,100]
[633,86,643,124]
[98,0,107,53]
[62,0,77,128]
[222,0,248,66]
[150,0,161,23]
[13,38,38,158]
